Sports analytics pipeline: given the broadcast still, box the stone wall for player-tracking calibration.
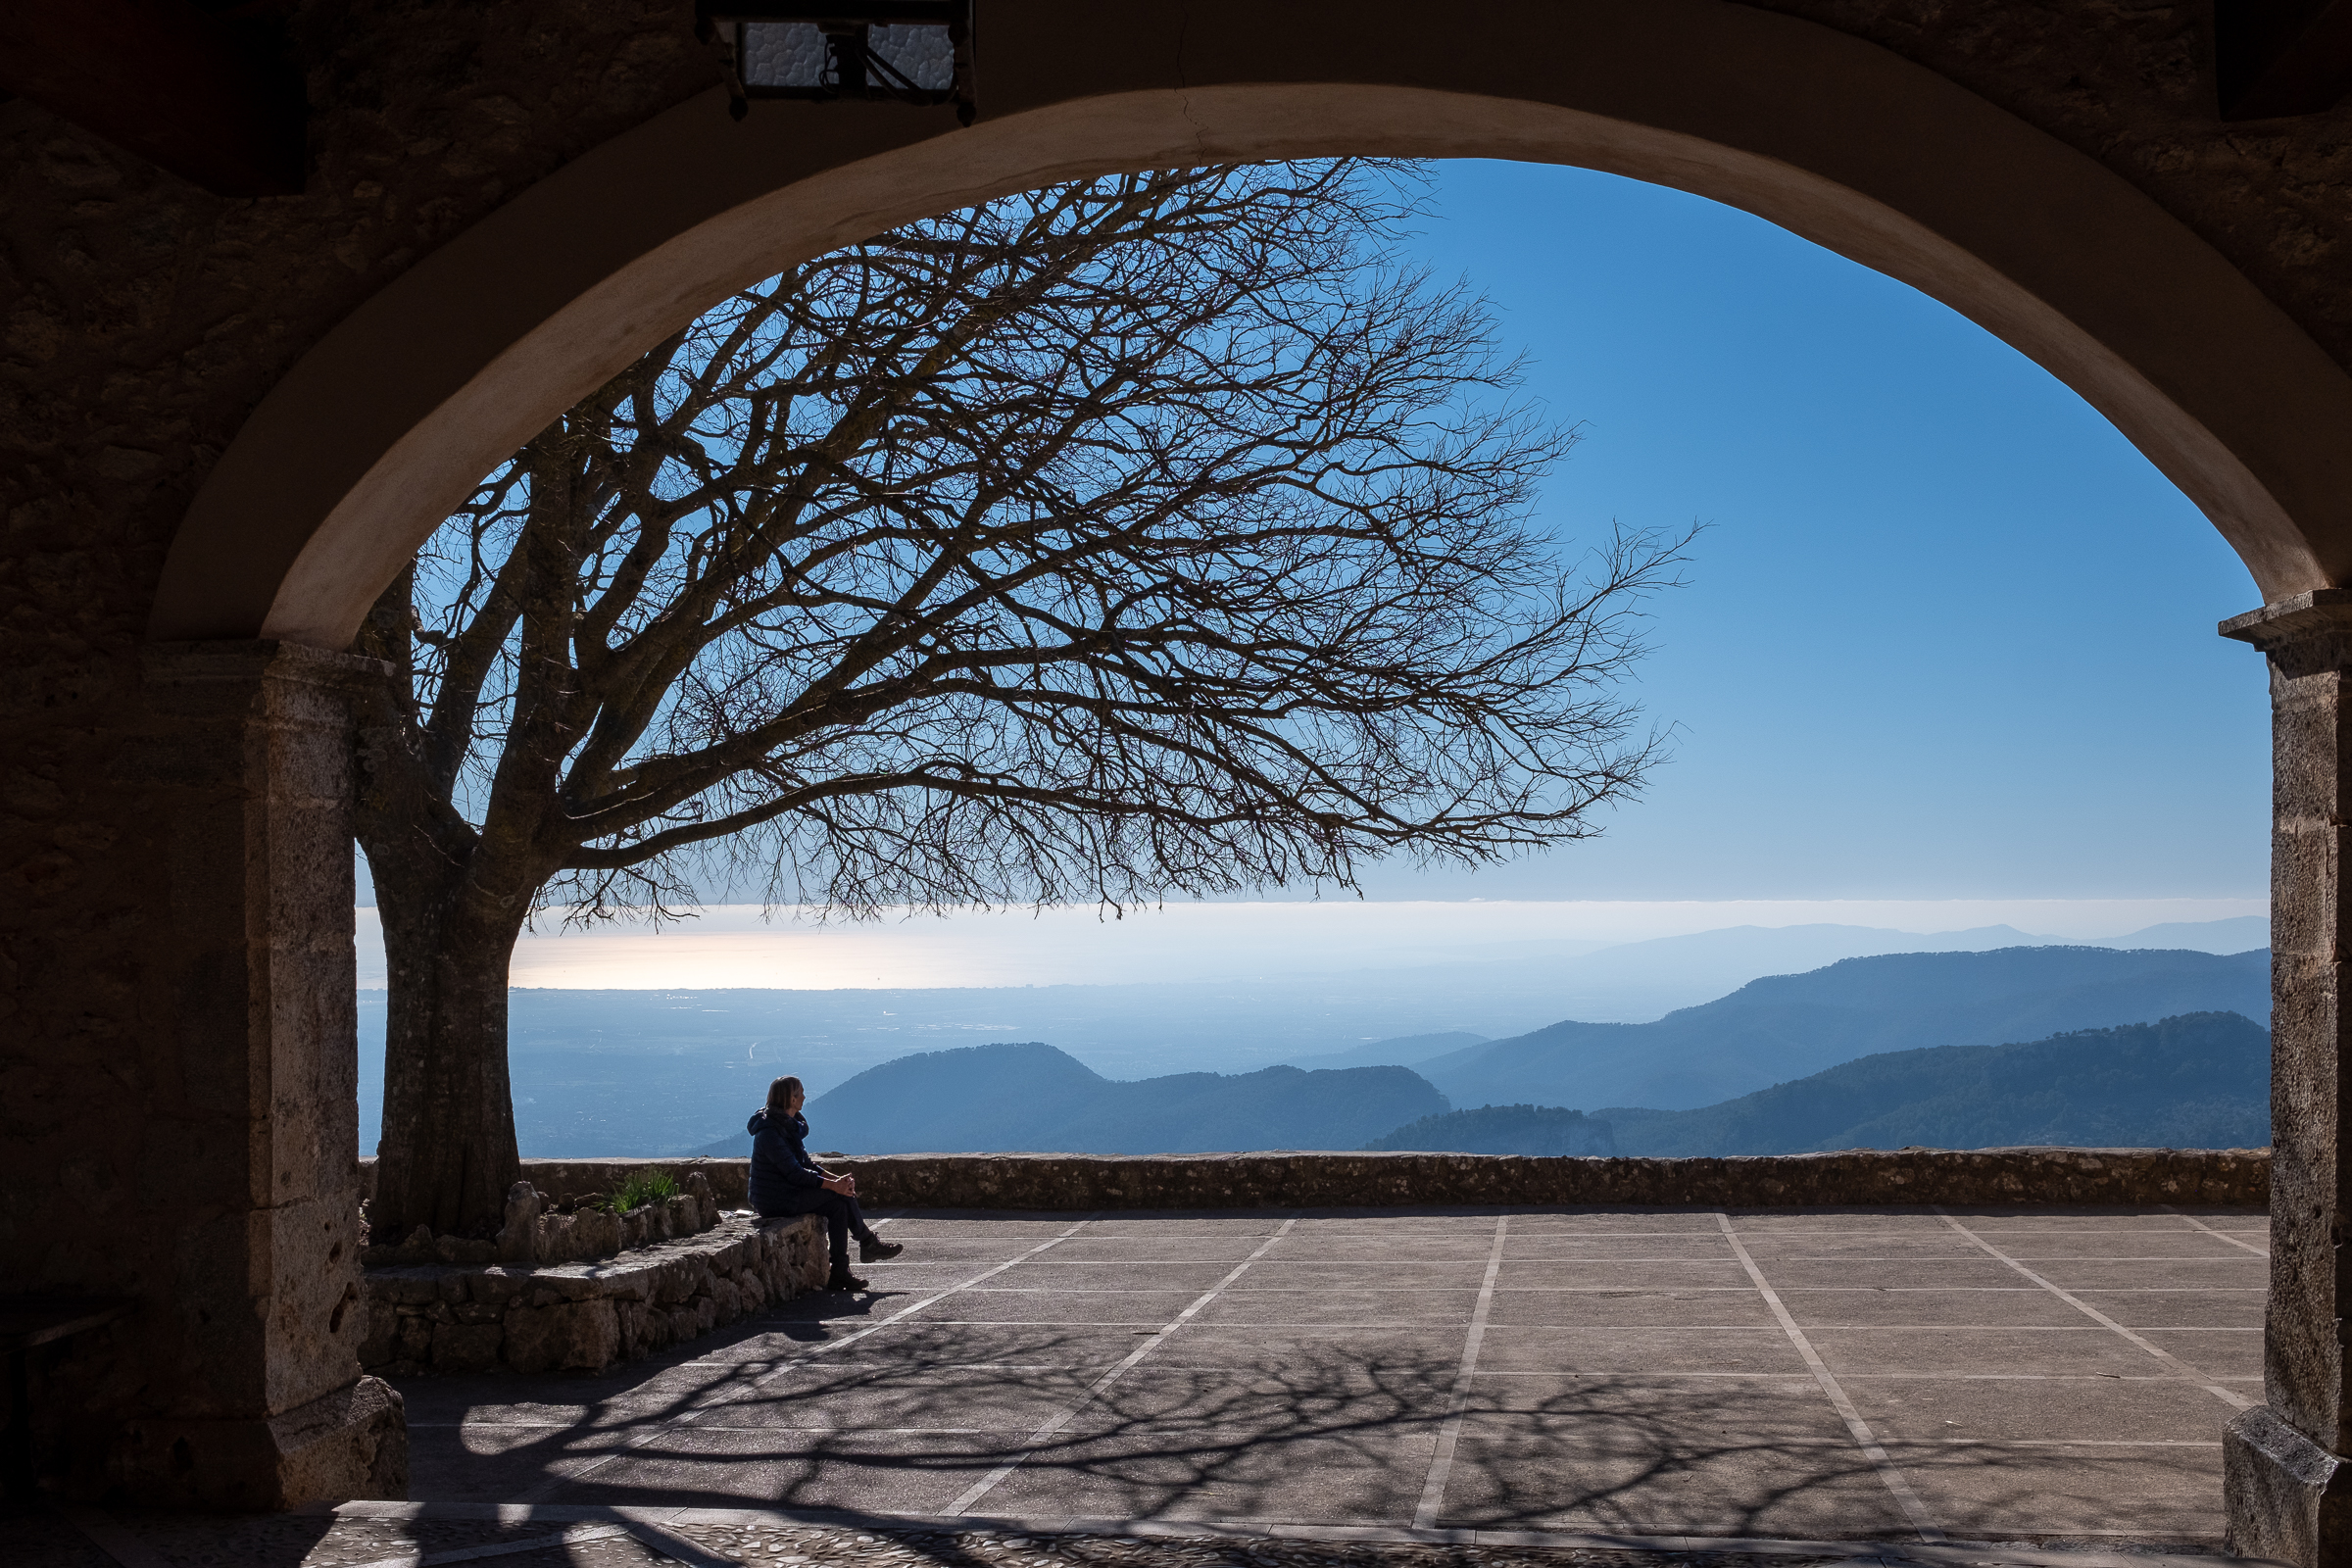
[361,1174,727,1269]
[445,1147,2270,1213]
[358,1156,754,1212]
[2,0,2324,1503]
[361,1213,827,1377]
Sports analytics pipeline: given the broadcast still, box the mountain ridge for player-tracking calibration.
[692,1041,1450,1157]
[1594,1009,2270,1154]
[1421,945,2268,1110]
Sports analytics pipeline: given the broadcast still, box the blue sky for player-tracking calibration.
[1339,159,2271,903]
[356,158,2272,932]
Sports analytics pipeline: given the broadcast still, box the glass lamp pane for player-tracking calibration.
[869,24,955,91]
[741,23,827,88]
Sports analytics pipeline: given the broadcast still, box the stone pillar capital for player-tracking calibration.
[2222,591,2352,663]
[141,638,393,692]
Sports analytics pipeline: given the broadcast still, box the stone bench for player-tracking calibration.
[360,1212,828,1377]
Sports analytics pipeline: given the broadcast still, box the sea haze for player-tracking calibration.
[354,915,2269,1157]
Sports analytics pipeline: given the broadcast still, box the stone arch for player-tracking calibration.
[151,0,2352,647]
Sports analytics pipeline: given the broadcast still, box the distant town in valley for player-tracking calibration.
[359,914,2271,1162]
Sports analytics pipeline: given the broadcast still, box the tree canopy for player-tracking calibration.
[356,160,1687,1238]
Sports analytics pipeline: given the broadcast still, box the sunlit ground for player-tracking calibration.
[383,1205,2262,1544]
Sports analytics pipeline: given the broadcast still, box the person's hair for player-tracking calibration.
[766,1075,804,1113]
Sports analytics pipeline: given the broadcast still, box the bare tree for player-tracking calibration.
[354,161,1688,1240]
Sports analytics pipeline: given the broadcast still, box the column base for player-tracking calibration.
[2228,1404,2352,1567]
[105,1376,407,1510]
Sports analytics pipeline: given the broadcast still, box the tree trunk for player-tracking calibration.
[366,856,528,1241]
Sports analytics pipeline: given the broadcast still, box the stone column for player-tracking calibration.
[2225,590,2352,1568]
[17,642,406,1508]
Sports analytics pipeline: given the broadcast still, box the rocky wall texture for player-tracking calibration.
[1748,0,2352,377]
[361,1173,725,1269]
[1,0,723,1502]
[358,1156,756,1212]
[360,1212,827,1377]
[0,0,2328,1505]
[466,1147,2270,1212]
[2,0,724,1089]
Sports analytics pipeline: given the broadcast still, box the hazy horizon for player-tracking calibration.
[350,160,2276,1149]
[353,910,2271,1155]
[353,897,2267,995]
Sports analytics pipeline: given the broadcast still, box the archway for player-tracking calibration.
[137,0,2352,1555]
[152,0,2352,647]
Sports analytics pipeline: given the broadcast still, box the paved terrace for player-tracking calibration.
[26,1205,2268,1567]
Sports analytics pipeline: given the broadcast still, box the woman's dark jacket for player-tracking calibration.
[747,1107,825,1214]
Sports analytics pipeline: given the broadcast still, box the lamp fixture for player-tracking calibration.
[698,1,974,123]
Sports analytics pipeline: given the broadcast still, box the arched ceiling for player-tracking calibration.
[151,0,2352,646]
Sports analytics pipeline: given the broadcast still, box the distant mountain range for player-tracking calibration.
[1277,916,2271,1046]
[1286,1031,1490,1071]
[1365,1104,1617,1155]
[1412,945,2267,1111]
[691,1041,1448,1157]
[1367,1011,2264,1158]
[672,944,2271,1158]
[1596,1010,2268,1154]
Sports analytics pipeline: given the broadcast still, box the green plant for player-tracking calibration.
[606,1168,680,1214]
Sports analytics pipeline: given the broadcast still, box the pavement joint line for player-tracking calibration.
[1984,1258,2267,1265]
[1932,1209,2254,1412]
[2163,1205,2271,1258]
[1837,1371,2261,1381]
[614,1506,743,1567]
[341,1521,638,1568]
[1413,1212,1509,1530]
[942,1214,1304,1515]
[336,1500,2244,1567]
[1000,1266,2267,1276]
[1716,1210,1946,1544]
[782,1315,2253,1332]
[897,1285,2264,1294]
[406,1426,2238,1448]
[508,1211,1103,1503]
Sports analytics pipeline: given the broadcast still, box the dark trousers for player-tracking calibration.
[760,1187,872,1271]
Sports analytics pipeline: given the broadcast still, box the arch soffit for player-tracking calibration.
[153,0,2352,647]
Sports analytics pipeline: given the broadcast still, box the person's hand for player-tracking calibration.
[822,1172,857,1196]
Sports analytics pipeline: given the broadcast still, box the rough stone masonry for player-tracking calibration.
[361,1211,828,1378]
[429,1146,2271,1215]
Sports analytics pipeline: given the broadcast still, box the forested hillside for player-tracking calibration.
[1421,946,2267,1111]
[1598,1010,2269,1154]
[696,1041,1449,1156]
[1360,1012,2266,1157]
[1364,1104,1616,1154]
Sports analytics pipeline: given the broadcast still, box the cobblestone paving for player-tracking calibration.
[9,1506,2248,1568]
[30,1206,2266,1568]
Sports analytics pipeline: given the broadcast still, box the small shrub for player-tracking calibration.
[607,1168,680,1214]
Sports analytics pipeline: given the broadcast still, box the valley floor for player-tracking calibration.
[29,1204,2267,1565]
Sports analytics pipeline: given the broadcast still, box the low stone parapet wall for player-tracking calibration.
[406,1147,2269,1212]
[361,1213,827,1377]
[359,1156,753,1210]
[834,1147,2270,1209]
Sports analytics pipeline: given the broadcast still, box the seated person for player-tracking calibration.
[747,1074,904,1291]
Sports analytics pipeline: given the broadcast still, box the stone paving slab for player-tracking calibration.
[18,1498,2263,1568]
[25,1205,2273,1567]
